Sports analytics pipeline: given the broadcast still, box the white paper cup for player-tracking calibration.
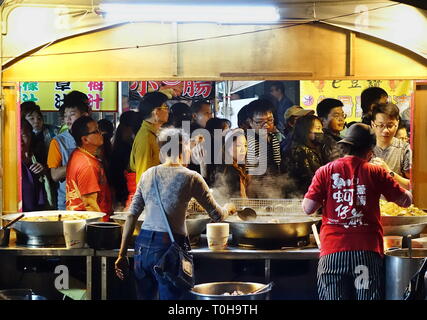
[207,236,228,250]
[206,223,229,237]
[63,220,86,249]
[206,223,229,250]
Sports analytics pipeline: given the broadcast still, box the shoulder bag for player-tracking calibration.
[152,167,195,290]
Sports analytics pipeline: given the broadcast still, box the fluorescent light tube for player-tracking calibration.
[100,4,280,23]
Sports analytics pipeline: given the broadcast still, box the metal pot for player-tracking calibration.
[2,211,105,237]
[190,282,272,300]
[86,222,122,250]
[0,289,47,300]
[111,213,143,237]
[226,215,321,248]
[385,248,427,300]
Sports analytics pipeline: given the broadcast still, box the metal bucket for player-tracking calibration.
[385,249,427,300]
[190,282,272,300]
[0,289,47,300]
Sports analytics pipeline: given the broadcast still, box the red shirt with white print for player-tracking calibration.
[305,155,406,257]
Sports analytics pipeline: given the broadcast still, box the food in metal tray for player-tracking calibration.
[21,214,93,222]
[380,200,427,216]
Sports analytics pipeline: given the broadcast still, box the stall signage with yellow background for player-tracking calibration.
[19,82,118,111]
[300,80,414,122]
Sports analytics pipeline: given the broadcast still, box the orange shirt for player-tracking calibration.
[66,148,112,216]
[47,139,62,168]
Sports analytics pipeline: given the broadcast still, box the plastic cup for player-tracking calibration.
[206,223,229,251]
[63,220,86,249]
[383,236,402,251]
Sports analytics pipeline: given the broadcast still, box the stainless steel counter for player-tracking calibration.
[94,238,319,300]
[0,236,94,299]
[0,234,319,300]
[0,244,94,256]
[95,246,319,260]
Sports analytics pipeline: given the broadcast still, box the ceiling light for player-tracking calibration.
[99,4,280,24]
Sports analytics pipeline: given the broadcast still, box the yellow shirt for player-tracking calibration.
[129,120,160,183]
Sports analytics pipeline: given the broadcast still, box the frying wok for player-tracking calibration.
[111,213,211,238]
[226,214,321,248]
[2,211,106,237]
[381,216,427,236]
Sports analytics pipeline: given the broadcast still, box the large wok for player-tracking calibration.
[111,213,211,239]
[2,211,105,237]
[381,216,427,236]
[226,214,321,249]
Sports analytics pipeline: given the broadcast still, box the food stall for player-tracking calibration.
[0,0,426,300]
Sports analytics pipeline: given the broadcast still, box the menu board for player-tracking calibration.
[19,81,118,111]
[300,80,414,122]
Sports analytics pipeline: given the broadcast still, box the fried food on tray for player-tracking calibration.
[21,214,93,222]
[380,199,427,216]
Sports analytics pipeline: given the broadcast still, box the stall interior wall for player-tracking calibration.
[2,21,427,212]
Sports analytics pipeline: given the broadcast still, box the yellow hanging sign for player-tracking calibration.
[19,81,118,111]
[300,80,414,122]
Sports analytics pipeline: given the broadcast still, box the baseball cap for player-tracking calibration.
[337,123,376,148]
[284,106,314,122]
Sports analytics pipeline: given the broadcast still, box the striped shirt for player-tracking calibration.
[246,132,282,174]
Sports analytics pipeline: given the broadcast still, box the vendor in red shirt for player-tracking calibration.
[302,123,412,300]
[66,116,112,220]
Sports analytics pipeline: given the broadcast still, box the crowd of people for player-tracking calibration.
[19,84,413,300]
[20,85,412,218]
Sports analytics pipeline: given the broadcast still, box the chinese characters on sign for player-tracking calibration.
[300,80,414,123]
[129,81,214,100]
[19,82,117,111]
[330,173,367,229]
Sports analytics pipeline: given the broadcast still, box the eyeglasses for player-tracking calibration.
[86,129,101,136]
[252,118,274,126]
[330,113,347,120]
[372,122,398,130]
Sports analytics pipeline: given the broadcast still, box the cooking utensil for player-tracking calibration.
[383,223,427,237]
[311,223,321,249]
[86,222,122,250]
[385,249,427,300]
[2,213,25,229]
[250,282,273,294]
[0,213,25,246]
[190,282,272,300]
[111,213,210,238]
[1,211,106,237]
[381,216,427,226]
[226,215,321,249]
[237,207,257,221]
[0,289,47,300]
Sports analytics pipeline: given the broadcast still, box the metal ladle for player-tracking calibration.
[2,213,25,230]
[0,213,25,244]
[250,282,273,294]
[237,207,257,221]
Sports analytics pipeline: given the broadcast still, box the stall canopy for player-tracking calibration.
[1,0,426,74]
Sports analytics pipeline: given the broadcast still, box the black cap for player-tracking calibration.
[338,123,376,149]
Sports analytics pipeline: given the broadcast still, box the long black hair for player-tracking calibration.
[292,114,322,146]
